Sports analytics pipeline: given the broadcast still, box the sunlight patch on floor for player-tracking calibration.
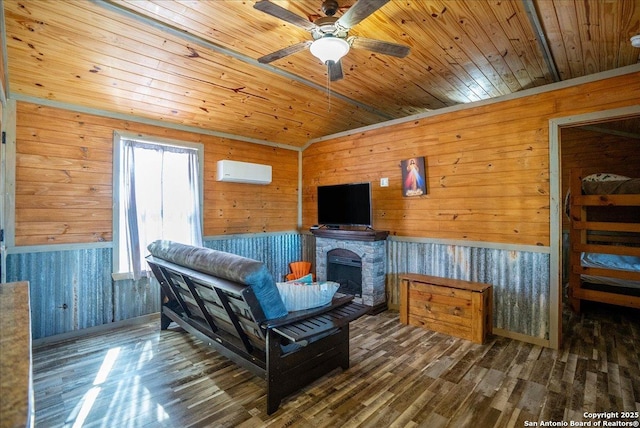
[65,347,121,427]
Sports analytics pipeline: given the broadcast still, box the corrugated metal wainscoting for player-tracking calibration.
[303,235,550,341]
[6,247,117,339]
[203,232,302,282]
[6,232,303,339]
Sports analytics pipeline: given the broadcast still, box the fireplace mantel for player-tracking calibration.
[310,228,389,242]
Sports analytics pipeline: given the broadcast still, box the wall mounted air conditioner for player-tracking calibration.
[216,160,272,185]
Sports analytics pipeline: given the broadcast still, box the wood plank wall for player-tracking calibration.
[14,102,298,246]
[302,72,640,247]
[560,127,640,230]
[0,38,5,100]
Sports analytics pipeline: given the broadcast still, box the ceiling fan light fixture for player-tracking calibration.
[310,36,350,64]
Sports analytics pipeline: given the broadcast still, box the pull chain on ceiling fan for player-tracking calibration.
[253,0,410,81]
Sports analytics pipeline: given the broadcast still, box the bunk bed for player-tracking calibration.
[568,169,640,312]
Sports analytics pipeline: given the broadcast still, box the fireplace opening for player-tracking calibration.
[327,249,362,298]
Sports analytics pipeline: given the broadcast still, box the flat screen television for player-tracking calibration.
[317,182,372,227]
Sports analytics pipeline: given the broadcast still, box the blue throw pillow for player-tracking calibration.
[288,273,313,284]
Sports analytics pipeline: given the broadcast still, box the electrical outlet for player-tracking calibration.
[380,177,389,187]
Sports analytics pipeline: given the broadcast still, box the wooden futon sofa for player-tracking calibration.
[146,240,369,414]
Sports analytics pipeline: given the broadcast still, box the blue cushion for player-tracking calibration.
[147,240,288,320]
[287,273,313,284]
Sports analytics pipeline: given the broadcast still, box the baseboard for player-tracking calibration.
[367,302,388,315]
[368,309,550,347]
[32,313,159,349]
[492,327,550,348]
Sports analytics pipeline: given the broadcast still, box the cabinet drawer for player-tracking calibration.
[408,296,472,327]
[409,281,473,301]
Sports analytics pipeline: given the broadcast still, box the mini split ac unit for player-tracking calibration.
[216,160,272,185]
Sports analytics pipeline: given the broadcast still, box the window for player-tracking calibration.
[113,132,203,280]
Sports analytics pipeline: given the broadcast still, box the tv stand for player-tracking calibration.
[319,225,373,231]
[310,228,389,242]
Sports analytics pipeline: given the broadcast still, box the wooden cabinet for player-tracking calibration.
[399,274,493,344]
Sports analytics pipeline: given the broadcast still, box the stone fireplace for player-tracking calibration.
[313,229,388,311]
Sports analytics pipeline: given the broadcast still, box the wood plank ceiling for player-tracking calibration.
[3,0,640,147]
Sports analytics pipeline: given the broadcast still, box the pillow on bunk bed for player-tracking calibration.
[564,172,637,218]
[581,173,640,195]
[582,173,630,182]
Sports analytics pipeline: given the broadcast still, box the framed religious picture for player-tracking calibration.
[401,157,427,197]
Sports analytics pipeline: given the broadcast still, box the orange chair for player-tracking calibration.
[285,261,314,281]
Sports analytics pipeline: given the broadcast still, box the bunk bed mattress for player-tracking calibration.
[580,253,640,290]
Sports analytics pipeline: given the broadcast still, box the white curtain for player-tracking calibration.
[121,139,202,280]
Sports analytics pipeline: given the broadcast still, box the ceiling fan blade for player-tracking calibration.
[328,60,344,81]
[349,36,410,58]
[336,0,390,30]
[254,0,317,32]
[257,41,312,63]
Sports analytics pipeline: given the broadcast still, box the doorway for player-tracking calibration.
[549,105,640,348]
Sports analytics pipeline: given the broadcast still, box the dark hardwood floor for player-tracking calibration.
[33,302,640,427]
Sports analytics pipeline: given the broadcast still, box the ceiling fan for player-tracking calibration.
[253,0,410,81]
